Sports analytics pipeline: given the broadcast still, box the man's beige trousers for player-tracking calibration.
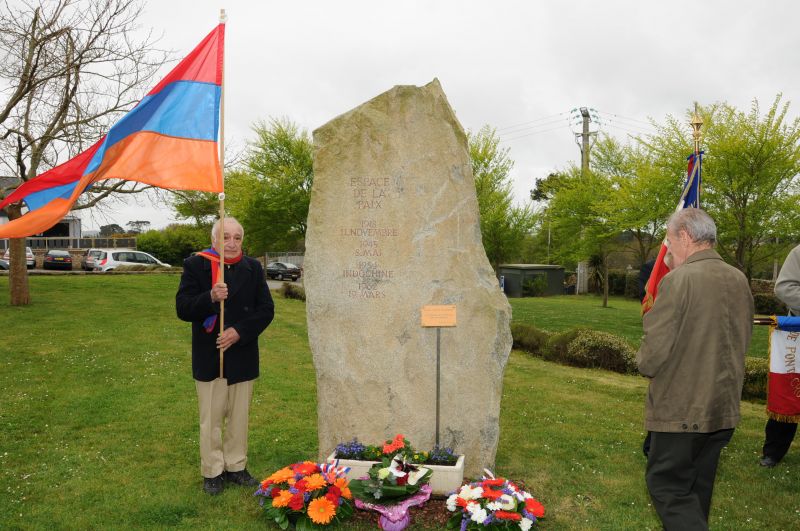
[195,378,253,478]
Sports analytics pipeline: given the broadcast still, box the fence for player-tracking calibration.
[264,251,304,267]
[0,237,137,251]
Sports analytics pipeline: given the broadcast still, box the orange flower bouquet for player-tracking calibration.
[255,461,354,529]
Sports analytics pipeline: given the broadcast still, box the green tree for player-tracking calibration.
[0,0,165,305]
[642,95,800,278]
[100,224,125,236]
[136,224,210,266]
[170,190,219,226]
[592,135,678,266]
[545,166,618,307]
[234,118,313,255]
[469,125,536,269]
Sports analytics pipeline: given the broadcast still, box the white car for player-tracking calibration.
[3,246,35,269]
[93,249,170,271]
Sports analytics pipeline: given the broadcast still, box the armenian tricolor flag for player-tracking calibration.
[641,150,702,314]
[0,23,225,239]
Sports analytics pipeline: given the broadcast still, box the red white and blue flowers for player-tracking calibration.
[446,473,545,530]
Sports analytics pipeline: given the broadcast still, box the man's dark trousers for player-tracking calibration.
[645,429,734,530]
[762,418,797,462]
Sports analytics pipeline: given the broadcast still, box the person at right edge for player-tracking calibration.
[759,243,800,468]
[636,208,753,530]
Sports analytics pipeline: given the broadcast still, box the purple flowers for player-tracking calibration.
[335,438,367,459]
[428,445,457,465]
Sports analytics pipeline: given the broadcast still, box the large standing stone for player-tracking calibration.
[306,79,511,477]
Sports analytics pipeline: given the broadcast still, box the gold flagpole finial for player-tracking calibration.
[219,9,227,23]
[690,102,703,154]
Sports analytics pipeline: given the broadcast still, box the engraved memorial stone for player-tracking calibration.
[305,79,512,476]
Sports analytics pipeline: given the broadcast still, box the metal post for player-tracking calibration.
[435,327,441,447]
[580,107,591,176]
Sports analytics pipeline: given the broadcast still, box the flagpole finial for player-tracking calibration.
[219,9,227,23]
[690,102,703,153]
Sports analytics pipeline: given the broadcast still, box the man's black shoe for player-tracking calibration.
[759,456,779,468]
[225,468,259,486]
[203,474,225,495]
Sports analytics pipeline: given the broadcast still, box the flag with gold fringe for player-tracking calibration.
[767,316,800,422]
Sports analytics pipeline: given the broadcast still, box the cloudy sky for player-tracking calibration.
[81,0,800,231]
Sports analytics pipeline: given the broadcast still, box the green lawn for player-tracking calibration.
[509,294,771,359]
[0,277,796,530]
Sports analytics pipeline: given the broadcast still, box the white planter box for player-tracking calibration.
[326,452,464,496]
[427,454,465,495]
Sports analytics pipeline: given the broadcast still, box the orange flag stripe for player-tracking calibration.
[0,132,221,238]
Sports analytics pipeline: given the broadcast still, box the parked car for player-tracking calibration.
[94,249,170,272]
[266,261,302,281]
[81,248,104,271]
[3,246,35,269]
[43,249,73,270]
[0,258,8,270]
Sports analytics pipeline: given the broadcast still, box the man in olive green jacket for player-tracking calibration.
[637,208,753,530]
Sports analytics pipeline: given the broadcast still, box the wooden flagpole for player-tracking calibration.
[217,8,227,379]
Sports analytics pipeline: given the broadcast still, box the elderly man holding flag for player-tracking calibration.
[176,217,274,495]
[636,208,753,529]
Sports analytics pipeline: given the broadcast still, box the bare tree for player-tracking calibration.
[0,0,168,305]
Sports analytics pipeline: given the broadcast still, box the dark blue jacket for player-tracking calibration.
[176,254,274,384]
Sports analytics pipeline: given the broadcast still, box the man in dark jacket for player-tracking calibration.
[637,208,753,530]
[176,217,274,495]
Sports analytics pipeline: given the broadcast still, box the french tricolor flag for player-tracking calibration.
[768,316,800,421]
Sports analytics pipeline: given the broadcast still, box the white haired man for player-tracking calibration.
[637,208,753,529]
[176,217,274,495]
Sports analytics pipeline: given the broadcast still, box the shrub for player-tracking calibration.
[742,356,768,401]
[522,274,548,297]
[624,271,640,299]
[607,270,627,296]
[279,281,306,301]
[753,293,788,315]
[546,328,586,363]
[750,279,776,294]
[110,264,174,272]
[510,322,551,357]
[565,330,638,374]
[137,224,211,266]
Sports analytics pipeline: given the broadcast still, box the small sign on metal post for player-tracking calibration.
[421,305,457,447]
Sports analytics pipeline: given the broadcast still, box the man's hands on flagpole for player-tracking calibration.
[210,281,228,303]
[216,327,240,351]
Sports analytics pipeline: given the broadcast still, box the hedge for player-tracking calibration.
[753,293,788,315]
[278,282,306,301]
[565,329,638,374]
[511,322,768,400]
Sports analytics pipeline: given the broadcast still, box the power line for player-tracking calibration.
[596,118,654,133]
[497,111,570,131]
[595,110,654,127]
[603,123,654,137]
[499,117,572,135]
[500,124,572,142]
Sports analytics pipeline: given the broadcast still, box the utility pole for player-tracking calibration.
[572,106,597,295]
[573,107,597,177]
[580,107,591,176]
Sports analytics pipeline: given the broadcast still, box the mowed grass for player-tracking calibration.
[509,294,771,359]
[0,277,796,530]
